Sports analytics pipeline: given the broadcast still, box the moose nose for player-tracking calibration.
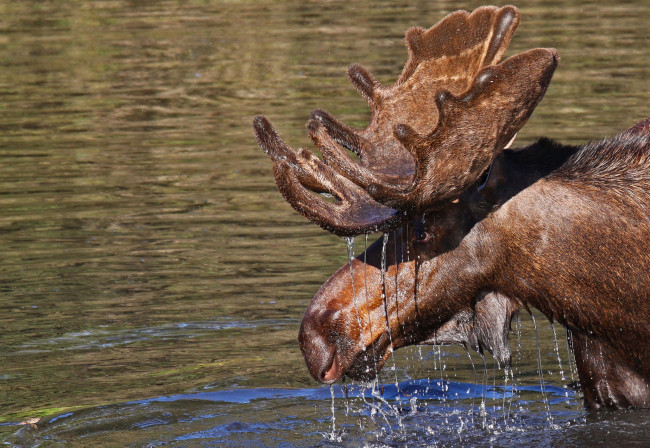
[298,308,342,383]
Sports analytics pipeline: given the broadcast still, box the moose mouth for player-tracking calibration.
[323,332,393,384]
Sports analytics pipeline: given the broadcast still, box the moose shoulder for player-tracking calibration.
[416,131,650,409]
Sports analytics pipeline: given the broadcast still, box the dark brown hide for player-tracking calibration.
[299,129,650,409]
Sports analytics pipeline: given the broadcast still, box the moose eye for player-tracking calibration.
[413,229,432,244]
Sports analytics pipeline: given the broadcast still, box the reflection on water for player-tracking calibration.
[1,0,648,445]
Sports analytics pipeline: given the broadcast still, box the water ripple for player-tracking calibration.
[10,318,298,354]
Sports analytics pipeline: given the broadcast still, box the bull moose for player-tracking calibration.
[253,5,650,409]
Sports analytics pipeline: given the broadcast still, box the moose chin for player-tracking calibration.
[253,5,650,410]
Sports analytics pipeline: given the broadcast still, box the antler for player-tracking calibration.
[253,116,403,235]
[254,5,559,235]
[310,6,522,186]
[369,46,558,210]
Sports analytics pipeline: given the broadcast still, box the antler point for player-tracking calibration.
[348,64,380,101]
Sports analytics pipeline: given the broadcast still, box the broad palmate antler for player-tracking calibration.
[254,5,558,236]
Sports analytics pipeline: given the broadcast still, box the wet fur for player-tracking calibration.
[423,131,650,409]
[299,127,650,410]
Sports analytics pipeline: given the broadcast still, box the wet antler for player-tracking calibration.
[253,115,403,234]
[254,6,559,236]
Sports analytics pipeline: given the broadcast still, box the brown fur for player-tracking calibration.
[298,128,650,409]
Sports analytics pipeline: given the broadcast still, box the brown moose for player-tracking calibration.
[253,6,650,409]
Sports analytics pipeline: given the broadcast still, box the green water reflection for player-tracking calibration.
[0,0,648,437]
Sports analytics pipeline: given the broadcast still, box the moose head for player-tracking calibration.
[254,5,555,380]
[253,6,650,409]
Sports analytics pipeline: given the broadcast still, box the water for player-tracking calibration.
[1,0,649,445]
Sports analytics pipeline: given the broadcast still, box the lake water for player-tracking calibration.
[1,0,648,446]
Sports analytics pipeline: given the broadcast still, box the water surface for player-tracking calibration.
[1,0,649,446]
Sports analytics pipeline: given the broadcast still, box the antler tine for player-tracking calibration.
[307,109,411,190]
[347,64,381,106]
[253,114,323,194]
[253,115,401,236]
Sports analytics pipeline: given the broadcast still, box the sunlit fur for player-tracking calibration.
[299,127,650,409]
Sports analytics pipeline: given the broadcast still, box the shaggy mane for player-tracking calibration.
[552,132,650,184]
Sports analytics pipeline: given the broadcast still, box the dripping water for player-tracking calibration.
[478,352,489,429]
[512,315,524,405]
[503,363,519,428]
[392,228,408,347]
[380,233,402,405]
[530,313,555,427]
[362,234,380,384]
[565,327,579,384]
[502,365,514,428]
[341,238,361,435]
[551,323,569,397]
[344,236,385,437]
[561,327,584,417]
[492,358,499,416]
[399,222,447,439]
[344,381,350,414]
[344,237,365,349]
[328,385,339,441]
[356,235,392,434]
[462,345,478,427]
[438,346,449,408]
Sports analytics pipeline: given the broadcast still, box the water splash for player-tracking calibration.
[12,377,585,448]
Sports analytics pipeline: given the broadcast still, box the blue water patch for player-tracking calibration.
[130,378,574,406]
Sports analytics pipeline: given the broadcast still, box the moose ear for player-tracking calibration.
[469,153,506,218]
[473,292,518,367]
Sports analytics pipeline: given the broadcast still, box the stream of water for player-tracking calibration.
[1,0,649,446]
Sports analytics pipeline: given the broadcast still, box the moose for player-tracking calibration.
[253,6,650,409]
